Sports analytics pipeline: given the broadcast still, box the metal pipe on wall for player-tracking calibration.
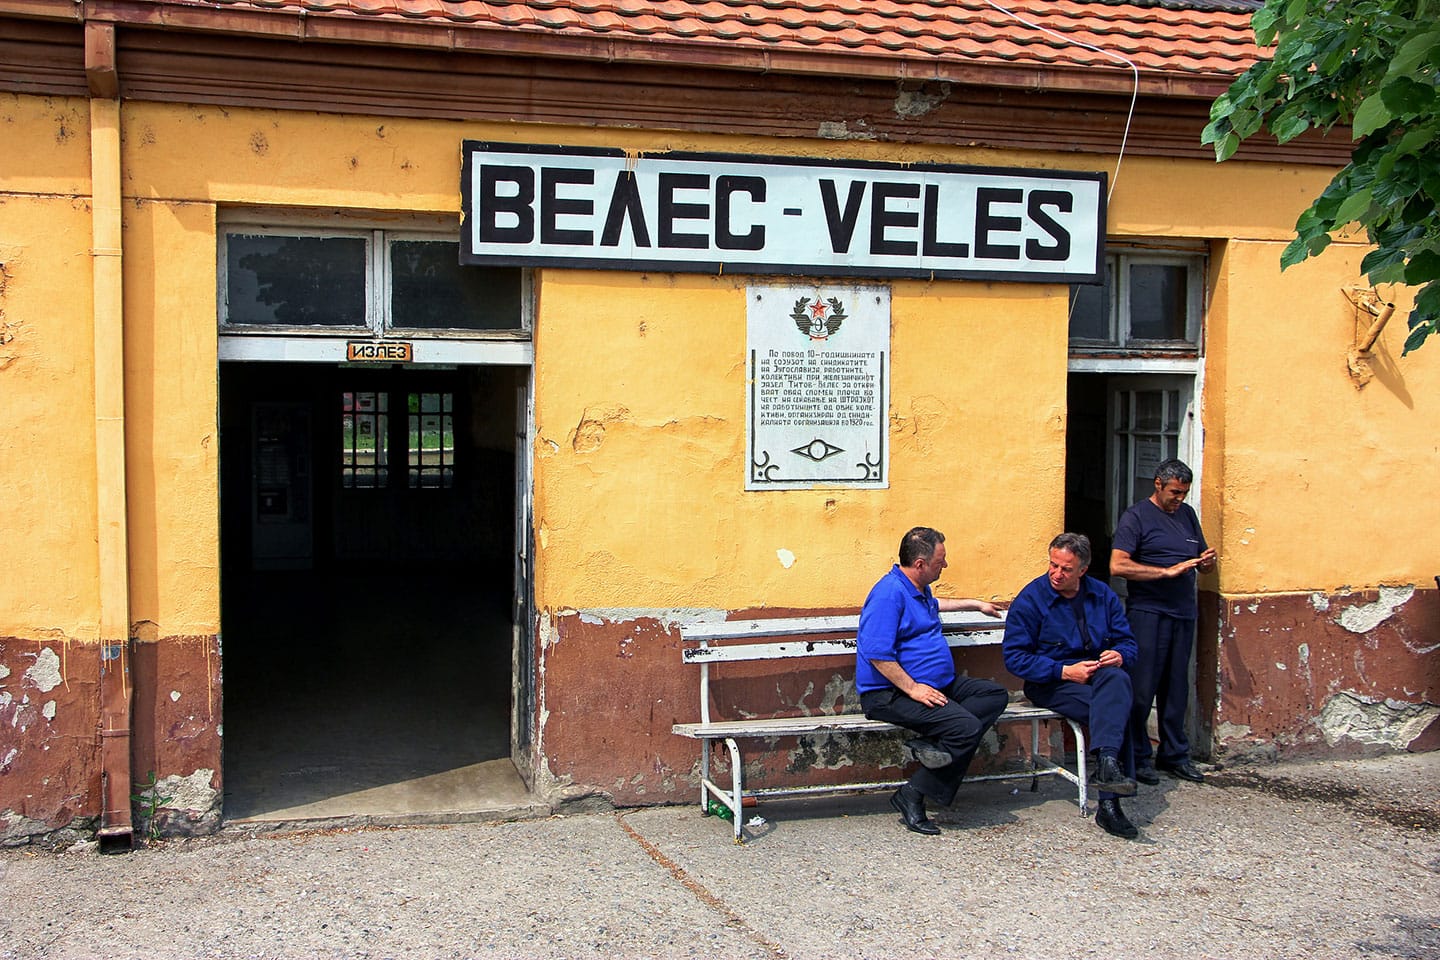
[86,20,134,854]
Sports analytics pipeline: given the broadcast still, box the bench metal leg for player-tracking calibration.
[699,738,711,813]
[697,738,746,842]
[725,737,743,843]
[1029,718,1041,792]
[1069,720,1089,816]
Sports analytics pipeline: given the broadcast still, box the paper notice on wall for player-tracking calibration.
[746,284,890,490]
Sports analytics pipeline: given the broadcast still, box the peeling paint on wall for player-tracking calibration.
[575,607,727,630]
[1336,585,1414,634]
[24,647,61,693]
[776,548,796,569]
[1318,691,1439,750]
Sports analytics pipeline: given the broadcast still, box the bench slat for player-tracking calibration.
[673,704,1062,740]
[680,609,1006,642]
[682,628,1004,663]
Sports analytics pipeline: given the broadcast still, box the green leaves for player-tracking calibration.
[1208,0,1440,353]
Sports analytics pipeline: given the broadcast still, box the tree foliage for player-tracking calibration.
[1202,0,1440,354]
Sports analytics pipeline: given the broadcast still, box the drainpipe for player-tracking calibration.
[86,20,133,854]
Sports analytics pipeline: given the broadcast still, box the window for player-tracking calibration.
[341,391,388,488]
[222,227,525,333]
[1069,249,1204,353]
[407,392,454,489]
[341,389,456,490]
[1114,385,1184,508]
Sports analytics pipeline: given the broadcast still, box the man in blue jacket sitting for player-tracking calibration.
[1003,532,1142,839]
[858,526,1010,836]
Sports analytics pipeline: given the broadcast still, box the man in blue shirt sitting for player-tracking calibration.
[1003,532,1142,839]
[1111,458,1216,785]
[857,526,1009,836]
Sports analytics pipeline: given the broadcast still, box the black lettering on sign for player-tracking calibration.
[716,175,766,251]
[1026,190,1073,261]
[540,167,594,246]
[658,172,710,249]
[819,179,866,254]
[600,171,652,248]
[478,166,535,243]
[922,183,969,259]
[870,181,919,256]
[975,187,1022,260]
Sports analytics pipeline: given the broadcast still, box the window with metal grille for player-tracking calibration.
[408,392,454,489]
[1115,386,1184,508]
[341,391,388,488]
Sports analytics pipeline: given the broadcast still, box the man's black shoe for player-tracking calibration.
[1092,753,1138,796]
[890,785,941,836]
[1135,764,1160,786]
[1096,798,1139,839]
[903,737,953,770]
[1157,759,1205,783]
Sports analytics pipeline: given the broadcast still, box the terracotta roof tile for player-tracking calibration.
[137,0,1269,81]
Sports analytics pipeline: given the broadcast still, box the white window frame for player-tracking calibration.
[1069,247,1205,356]
[217,213,534,365]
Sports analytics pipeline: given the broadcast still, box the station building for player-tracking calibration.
[1,0,1436,845]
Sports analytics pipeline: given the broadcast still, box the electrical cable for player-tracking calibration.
[979,0,1140,203]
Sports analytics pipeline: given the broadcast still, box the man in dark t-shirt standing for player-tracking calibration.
[1111,459,1216,785]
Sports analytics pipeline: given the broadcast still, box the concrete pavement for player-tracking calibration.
[2,753,1438,959]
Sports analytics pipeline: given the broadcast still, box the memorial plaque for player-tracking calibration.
[747,284,890,489]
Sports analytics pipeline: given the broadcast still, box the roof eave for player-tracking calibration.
[1,0,1247,100]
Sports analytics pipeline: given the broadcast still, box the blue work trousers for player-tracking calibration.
[860,675,1009,807]
[1128,609,1195,767]
[1024,665,1135,801]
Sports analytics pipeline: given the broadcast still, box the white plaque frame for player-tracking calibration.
[746,284,891,490]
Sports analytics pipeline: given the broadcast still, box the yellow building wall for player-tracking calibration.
[1207,239,1437,593]
[120,199,222,633]
[12,97,1417,637]
[0,96,101,640]
[532,272,1068,609]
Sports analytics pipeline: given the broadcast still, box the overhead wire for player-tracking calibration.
[979,0,1141,203]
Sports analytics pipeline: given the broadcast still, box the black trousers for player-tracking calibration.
[860,675,1009,806]
[1128,608,1195,766]
[1025,665,1135,801]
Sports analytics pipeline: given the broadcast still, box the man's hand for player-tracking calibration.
[1096,648,1124,669]
[1112,549,1213,581]
[1153,557,1203,578]
[871,659,949,708]
[937,597,1001,617]
[906,683,949,708]
[1061,660,1100,683]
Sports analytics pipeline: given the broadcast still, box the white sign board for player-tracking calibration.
[462,143,1105,282]
[747,284,890,489]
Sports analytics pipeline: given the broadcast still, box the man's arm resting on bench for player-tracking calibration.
[937,597,1002,617]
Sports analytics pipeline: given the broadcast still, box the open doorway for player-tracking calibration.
[219,361,532,821]
[1064,373,1197,586]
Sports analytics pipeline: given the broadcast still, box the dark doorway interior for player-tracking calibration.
[219,361,527,820]
[1064,373,1113,581]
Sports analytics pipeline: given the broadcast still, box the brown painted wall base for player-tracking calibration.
[0,632,222,846]
[539,592,1439,806]
[1205,587,1440,763]
[0,636,102,844]
[536,610,1046,807]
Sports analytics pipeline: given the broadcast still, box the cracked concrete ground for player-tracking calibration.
[2,752,1437,960]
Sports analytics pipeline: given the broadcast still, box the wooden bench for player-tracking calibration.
[672,611,1089,842]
